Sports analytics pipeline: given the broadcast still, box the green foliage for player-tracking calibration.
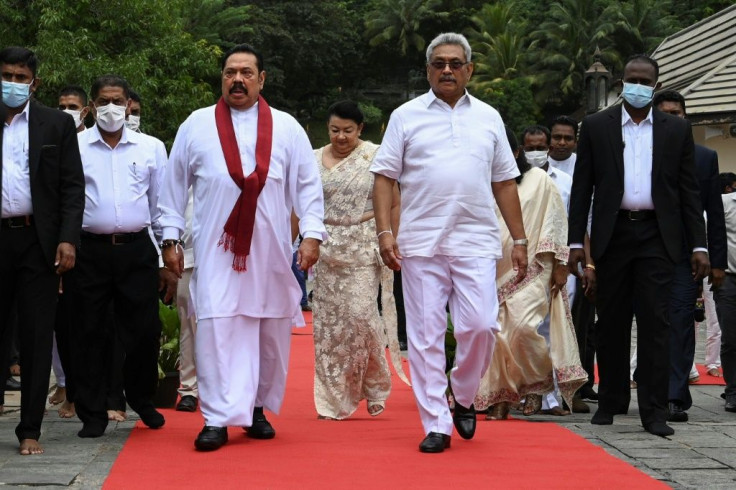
[0,0,729,139]
[158,301,180,379]
[358,101,383,126]
[365,0,449,56]
[474,78,541,137]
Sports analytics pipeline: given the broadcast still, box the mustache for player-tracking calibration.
[440,76,455,82]
[230,82,247,94]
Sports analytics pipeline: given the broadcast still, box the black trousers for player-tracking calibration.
[571,277,596,390]
[668,257,699,409]
[0,226,58,441]
[70,233,160,430]
[714,274,736,400]
[595,216,675,426]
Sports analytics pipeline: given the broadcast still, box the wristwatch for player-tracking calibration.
[512,238,528,246]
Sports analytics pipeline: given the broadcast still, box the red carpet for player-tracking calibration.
[105,314,665,489]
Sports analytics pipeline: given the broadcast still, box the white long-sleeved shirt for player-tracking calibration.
[620,108,654,210]
[158,102,326,320]
[1,102,32,217]
[78,125,167,240]
[370,90,519,258]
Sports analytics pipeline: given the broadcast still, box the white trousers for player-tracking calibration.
[51,333,65,387]
[703,278,722,369]
[196,316,291,427]
[177,269,198,397]
[402,255,498,436]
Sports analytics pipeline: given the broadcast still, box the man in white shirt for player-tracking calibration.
[70,75,169,439]
[58,85,89,133]
[372,32,527,453]
[568,54,709,437]
[159,44,325,451]
[0,46,85,455]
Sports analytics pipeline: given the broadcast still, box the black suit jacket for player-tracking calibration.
[694,144,727,269]
[0,100,85,269]
[569,104,706,262]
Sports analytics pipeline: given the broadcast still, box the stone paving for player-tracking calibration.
[1,322,735,488]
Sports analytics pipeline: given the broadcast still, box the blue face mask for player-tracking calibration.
[622,82,655,109]
[2,80,33,108]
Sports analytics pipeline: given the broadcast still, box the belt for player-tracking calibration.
[0,215,33,229]
[81,229,148,245]
[618,209,656,221]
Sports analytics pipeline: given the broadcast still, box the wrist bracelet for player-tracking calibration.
[513,238,528,246]
[377,230,393,238]
[558,260,568,266]
[585,264,596,270]
[161,239,183,249]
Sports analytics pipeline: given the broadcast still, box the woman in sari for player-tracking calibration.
[312,101,407,420]
[475,127,587,420]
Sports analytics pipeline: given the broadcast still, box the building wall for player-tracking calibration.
[693,124,736,173]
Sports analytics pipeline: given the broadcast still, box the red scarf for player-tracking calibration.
[214,95,273,271]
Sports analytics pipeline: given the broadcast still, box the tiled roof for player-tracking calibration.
[653,5,736,121]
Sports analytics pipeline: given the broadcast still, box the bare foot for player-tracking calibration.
[48,386,66,405]
[707,367,722,377]
[59,401,76,418]
[19,439,43,455]
[9,363,20,376]
[107,409,127,422]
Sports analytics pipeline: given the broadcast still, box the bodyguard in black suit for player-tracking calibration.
[568,55,710,437]
[651,90,727,423]
[0,46,85,454]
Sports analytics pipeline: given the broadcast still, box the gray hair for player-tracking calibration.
[425,33,472,63]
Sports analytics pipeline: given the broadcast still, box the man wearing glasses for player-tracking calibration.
[372,32,527,453]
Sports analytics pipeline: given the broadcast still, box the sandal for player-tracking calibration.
[523,394,542,416]
[486,402,510,420]
[367,403,385,417]
[707,367,722,377]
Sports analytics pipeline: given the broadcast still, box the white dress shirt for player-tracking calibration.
[1,102,33,217]
[547,165,572,214]
[78,125,167,239]
[620,108,654,210]
[722,193,736,274]
[548,153,576,178]
[370,90,519,259]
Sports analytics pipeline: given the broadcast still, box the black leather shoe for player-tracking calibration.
[78,423,107,438]
[578,386,598,402]
[5,377,20,391]
[453,403,476,440]
[667,402,688,422]
[419,432,451,453]
[135,402,165,429]
[643,421,674,437]
[399,340,408,351]
[725,397,736,413]
[176,395,198,412]
[245,407,275,439]
[195,426,228,451]
[591,409,614,425]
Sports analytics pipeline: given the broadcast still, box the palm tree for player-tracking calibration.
[365,0,448,56]
[529,0,615,111]
[466,1,529,85]
[602,0,680,58]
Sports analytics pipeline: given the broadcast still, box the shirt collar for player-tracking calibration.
[4,100,30,127]
[423,89,471,109]
[621,106,653,126]
[90,124,139,146]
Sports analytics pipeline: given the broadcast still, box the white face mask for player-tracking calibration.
[95,102,127,132]
[63,109,83,128]
[125,114,140,132]
[524,150,548,168]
